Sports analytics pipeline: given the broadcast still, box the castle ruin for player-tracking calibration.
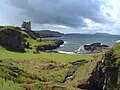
[22,21,31,31]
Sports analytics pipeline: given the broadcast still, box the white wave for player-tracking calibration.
[77,46,84,51]
[116,40,120,43]
[58,51,74,54]
[64,41,68,44]
[60,44,64,47]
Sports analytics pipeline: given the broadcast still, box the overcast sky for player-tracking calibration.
[0,0,120,34]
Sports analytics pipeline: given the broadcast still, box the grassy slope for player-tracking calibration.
[0,45,103,90]
[0,26,63,53]
[0,26,103,90]
[111,43,120,88]
[21,30,59,52]
[65,54,103,89]
[0,78,24,90]
[0,46,92,62]
[0,45,99,90]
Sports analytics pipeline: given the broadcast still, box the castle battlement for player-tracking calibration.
[22,21,31,31]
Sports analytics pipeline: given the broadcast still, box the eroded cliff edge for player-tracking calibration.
[78,48,120,90]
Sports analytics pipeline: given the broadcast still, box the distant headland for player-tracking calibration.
[94,33,111,35]
[35,30,64,38]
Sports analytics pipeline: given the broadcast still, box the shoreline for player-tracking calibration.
[58,51,102,55]
[45,50,102,55]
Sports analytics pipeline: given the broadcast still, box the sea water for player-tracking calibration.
[42,34,120,53]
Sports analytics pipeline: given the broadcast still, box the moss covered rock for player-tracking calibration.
[36,40,64,51]
[0,27,25,51]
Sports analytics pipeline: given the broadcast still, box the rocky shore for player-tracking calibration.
[75,43,109,54]
[36,40,64,51]
[84,43,109,52]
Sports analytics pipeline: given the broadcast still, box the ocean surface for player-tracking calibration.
[43,34,120,52]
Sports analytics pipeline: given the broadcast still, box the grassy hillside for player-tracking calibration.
[1,39,107,90]
[0,26,64,53]
[0,49,101,90]
[0,26,114,90]
[110,44,120,89]
[0,44,99,90]
[0,48,92,62]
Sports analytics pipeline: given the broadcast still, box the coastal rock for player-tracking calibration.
[36,40,64,51]
[84,43,109,52]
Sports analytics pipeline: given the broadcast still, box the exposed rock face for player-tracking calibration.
[84,43,109,52]
[56,40,64,46]
[0,28,24,51]
[36,40,64,51]
[78,49,119,90]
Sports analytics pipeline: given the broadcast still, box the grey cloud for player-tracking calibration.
[9,0,105,28]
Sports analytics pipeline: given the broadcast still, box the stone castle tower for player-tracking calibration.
[22,21,31,31]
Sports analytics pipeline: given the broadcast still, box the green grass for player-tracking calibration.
[20,31,62,52]
[65,54,103,87]
[112,43,120,55]
[0,26,21,31]
[0,78,24,90]
[0,57,78,90]
[0,45,96,90]
[0,46,104,90]
[0,48,93,63]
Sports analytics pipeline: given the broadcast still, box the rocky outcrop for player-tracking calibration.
[0,28,25,51]
[84,43,109,52]
[36,40,64,51]
[78,49,119,90]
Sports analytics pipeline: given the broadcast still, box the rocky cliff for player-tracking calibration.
[78,49,119,90]
[0,27,25,51]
